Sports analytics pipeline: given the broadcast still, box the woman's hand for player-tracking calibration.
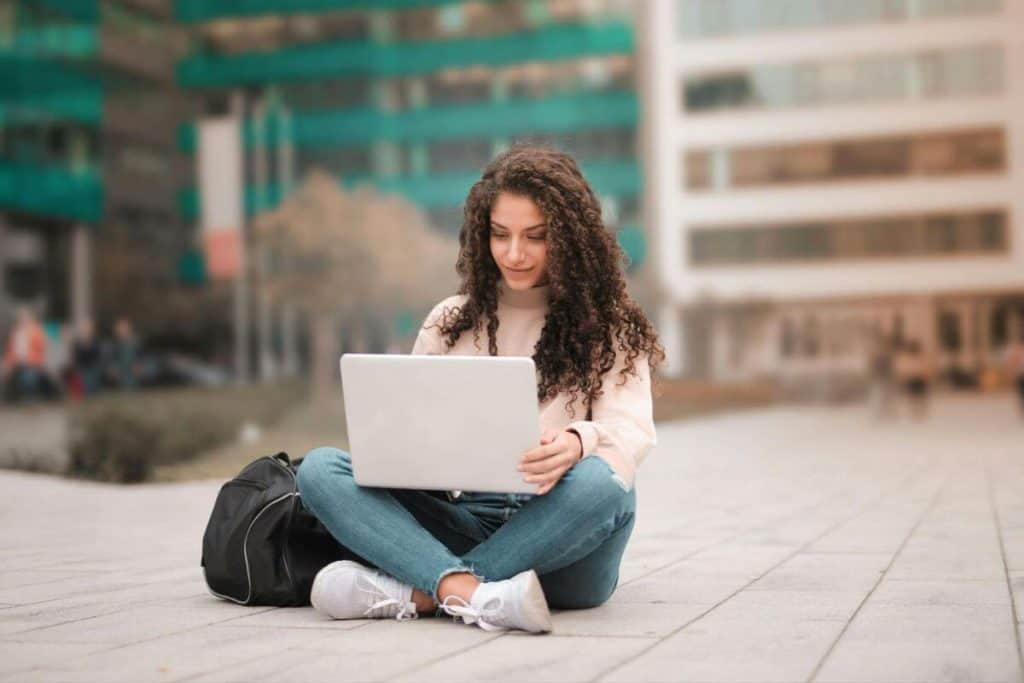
[518,428,584,495]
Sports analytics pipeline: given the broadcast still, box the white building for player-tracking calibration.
[640,0,1024,383]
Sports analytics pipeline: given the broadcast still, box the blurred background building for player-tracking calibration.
[2,0,650,378]
[4,0,1022,388]
[0,0,192,336]
[176,0,645,275]
[644,0,1024,384]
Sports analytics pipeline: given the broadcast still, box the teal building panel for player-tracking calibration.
[177,0,490,23]
[0,162,103,222]
[178,90,637,151]
[178,21,633,86]
[179,159,640,217]
[4,25,98,60]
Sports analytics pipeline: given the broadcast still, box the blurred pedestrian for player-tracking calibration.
[1005,337,1024,418]
[70,318,103,396]
[895,340,932,419]
[2,307,58,403]
[868,334,895,418]
[108,317,140,390]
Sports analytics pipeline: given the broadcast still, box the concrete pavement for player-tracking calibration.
[1,394,1023,682]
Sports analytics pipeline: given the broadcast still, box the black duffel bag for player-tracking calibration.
[201,452,350,606]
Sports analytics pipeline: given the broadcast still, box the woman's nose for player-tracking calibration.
[508,239,525,262]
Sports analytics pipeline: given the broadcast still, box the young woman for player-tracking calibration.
[296,144,664,633]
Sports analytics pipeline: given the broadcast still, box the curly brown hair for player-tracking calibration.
[432,144,664,418]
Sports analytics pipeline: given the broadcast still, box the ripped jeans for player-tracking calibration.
[295,447,636,609]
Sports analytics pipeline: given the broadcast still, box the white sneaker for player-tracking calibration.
[441,570,552,633]
[310,560,417,621]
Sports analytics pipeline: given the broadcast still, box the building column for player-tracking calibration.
[276,99,298,379]
[231,90,251,384]
[977,299,992,367]
[0,216,9,326]
[957,300,971,367]
[70,224,92,328]
[919,296,938,359]
[252,97,277,383]
[280,304,300,378]
[1006,0,1024,277]
[659,301,684,377]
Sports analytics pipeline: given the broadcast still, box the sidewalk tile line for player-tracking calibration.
[615,477,876,591]
[591,466,928,683]
[383,630,508,682]
[1,574,210,610]
[175,621,376,683]
[805,467,952,683]
[4,604,293,680]
[985,453,1024,683]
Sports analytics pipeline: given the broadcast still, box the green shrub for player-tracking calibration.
[68,382,306,483]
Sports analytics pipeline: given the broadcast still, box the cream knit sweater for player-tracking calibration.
[412,281,656,488]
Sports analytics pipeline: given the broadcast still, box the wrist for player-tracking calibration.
[566,429,584,462]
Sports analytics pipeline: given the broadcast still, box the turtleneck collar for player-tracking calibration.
[497,280,550,309]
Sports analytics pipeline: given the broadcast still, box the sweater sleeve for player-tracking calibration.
[567,348,657,478]
[411,296,463,356]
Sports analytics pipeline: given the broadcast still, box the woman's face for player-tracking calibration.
[489,192,549,291]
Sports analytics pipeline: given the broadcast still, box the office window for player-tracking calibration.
[684,128,1004,191]
[689,210,1007,265]
[683,45,1003,113]
[678,0,1003,39]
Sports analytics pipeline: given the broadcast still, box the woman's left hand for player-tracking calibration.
[518,428,584,495]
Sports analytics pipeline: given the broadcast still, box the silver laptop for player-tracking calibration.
[340,353,539,494]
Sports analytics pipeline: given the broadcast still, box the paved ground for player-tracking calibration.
[2,393,1023,683]
[0,405,67,474]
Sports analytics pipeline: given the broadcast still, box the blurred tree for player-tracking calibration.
[254,169,456,397]
[94,224,231,358]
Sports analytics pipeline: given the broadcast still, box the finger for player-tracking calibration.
[524,449,580,475]
[523,462,559,483]
[519,450,570,474]
[519,443,550,463]
[539,428,560,445]
[525,463,570,485]
[520,442,562,464]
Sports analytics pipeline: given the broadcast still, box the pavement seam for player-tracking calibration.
[174,621,376,683]
[985,451,1024,683]
[590,465,928,683]
[616,479,870,590]
[805,467,951,682]
[382,630,507,682]
[6,603,299,679]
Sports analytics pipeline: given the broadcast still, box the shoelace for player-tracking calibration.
[440,595,506,631]
[357,574,417,621]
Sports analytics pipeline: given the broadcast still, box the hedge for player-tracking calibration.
[68,382,306,483]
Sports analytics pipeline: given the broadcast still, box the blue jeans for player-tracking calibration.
[296,447,636,609]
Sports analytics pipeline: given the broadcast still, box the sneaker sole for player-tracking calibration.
[518,570,553,634]
[310,560,364,616]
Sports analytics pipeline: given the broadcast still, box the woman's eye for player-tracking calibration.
[528,234,547,241]
[492,233,508,240]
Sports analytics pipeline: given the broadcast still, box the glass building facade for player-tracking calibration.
[683,44,1003,113]
[686,128,1005,191]
[174,0,645,265]
[0,0,190,328]
[644,0,1022,381]
[678,0,1004,38]
[689,210,1006,266]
